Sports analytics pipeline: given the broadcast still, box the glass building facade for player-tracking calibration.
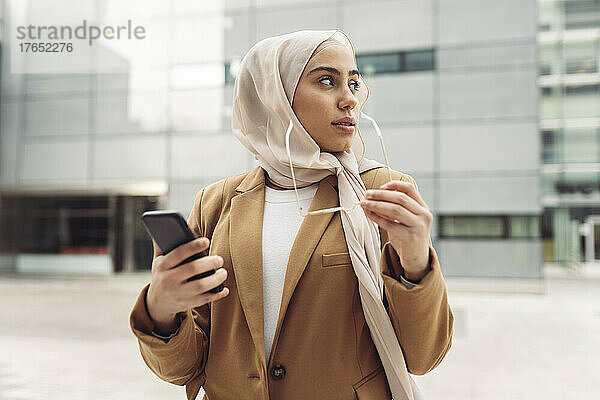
[539,0,600,263]
[0,0,543,278]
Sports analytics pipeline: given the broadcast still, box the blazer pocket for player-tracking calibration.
[353,366,392,400]
[322,252,352,268]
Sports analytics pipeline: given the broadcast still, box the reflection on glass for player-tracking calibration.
[169,17,225,64]
[25,97,91,136]
[94,92,169,134]
[170,64,224,89]
[170,88,224,132]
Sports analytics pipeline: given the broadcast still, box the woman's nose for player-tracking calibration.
[338,89,358,110]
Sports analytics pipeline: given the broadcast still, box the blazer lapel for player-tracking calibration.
[230,166,268,365]
[229,166,339,367]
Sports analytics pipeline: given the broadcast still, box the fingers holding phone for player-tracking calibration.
[173,244,227,286]
[141,211,230,330]
[147,237,230,328]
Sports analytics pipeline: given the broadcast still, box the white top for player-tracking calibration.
[262,182,319,363]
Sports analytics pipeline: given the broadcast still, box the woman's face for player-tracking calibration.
[292,39,363,153]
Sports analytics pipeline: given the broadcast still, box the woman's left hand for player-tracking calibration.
[360,180,433,282]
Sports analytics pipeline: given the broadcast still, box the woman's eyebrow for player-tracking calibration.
[308,66,360,78]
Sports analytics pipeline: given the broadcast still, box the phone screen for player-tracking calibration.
[142,212,195,254]
[142,211,221,290]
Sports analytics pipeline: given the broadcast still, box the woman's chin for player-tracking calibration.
[317,128,355,153]
[323,142,353,153]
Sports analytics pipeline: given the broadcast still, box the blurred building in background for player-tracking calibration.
[538,0,600,264]
[0,0,548,277]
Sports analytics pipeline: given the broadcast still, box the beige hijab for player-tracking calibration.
[231,29,423,400]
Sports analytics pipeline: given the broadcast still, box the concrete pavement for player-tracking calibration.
[1,266,599,400]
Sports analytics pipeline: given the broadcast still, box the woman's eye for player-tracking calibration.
[319,77,334,86]
[318,76,360,91]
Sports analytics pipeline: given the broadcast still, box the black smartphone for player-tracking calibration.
[141,210,224,294]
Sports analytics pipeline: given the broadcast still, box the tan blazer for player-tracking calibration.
[130,165,453,400]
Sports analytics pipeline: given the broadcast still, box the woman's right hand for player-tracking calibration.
[146,237,230,335]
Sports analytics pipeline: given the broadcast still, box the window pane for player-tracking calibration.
[4,196,111,254]
[540,85,562,119]
[440,216,505,238]
[356,49,435,76]
[509,216,540,238]
[565,84,600,95]
[539,43,561,75]
[356,53,401,75]
[542,129,560,164]
[565,58,598,74]
[562,127,600,163]
[563,84,600,118]
[553,170,599,195]
[404,50,435,72]
[539,0,562,32]
[563,0,600,30]
[563,42,598,75]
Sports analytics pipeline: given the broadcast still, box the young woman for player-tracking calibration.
[130,30,453,400]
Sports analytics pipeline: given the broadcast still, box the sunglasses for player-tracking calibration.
[284,111,393,216]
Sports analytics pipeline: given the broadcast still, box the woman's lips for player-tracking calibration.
[331,123,355,133]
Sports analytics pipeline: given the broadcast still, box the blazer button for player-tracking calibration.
[270,364,286,380]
